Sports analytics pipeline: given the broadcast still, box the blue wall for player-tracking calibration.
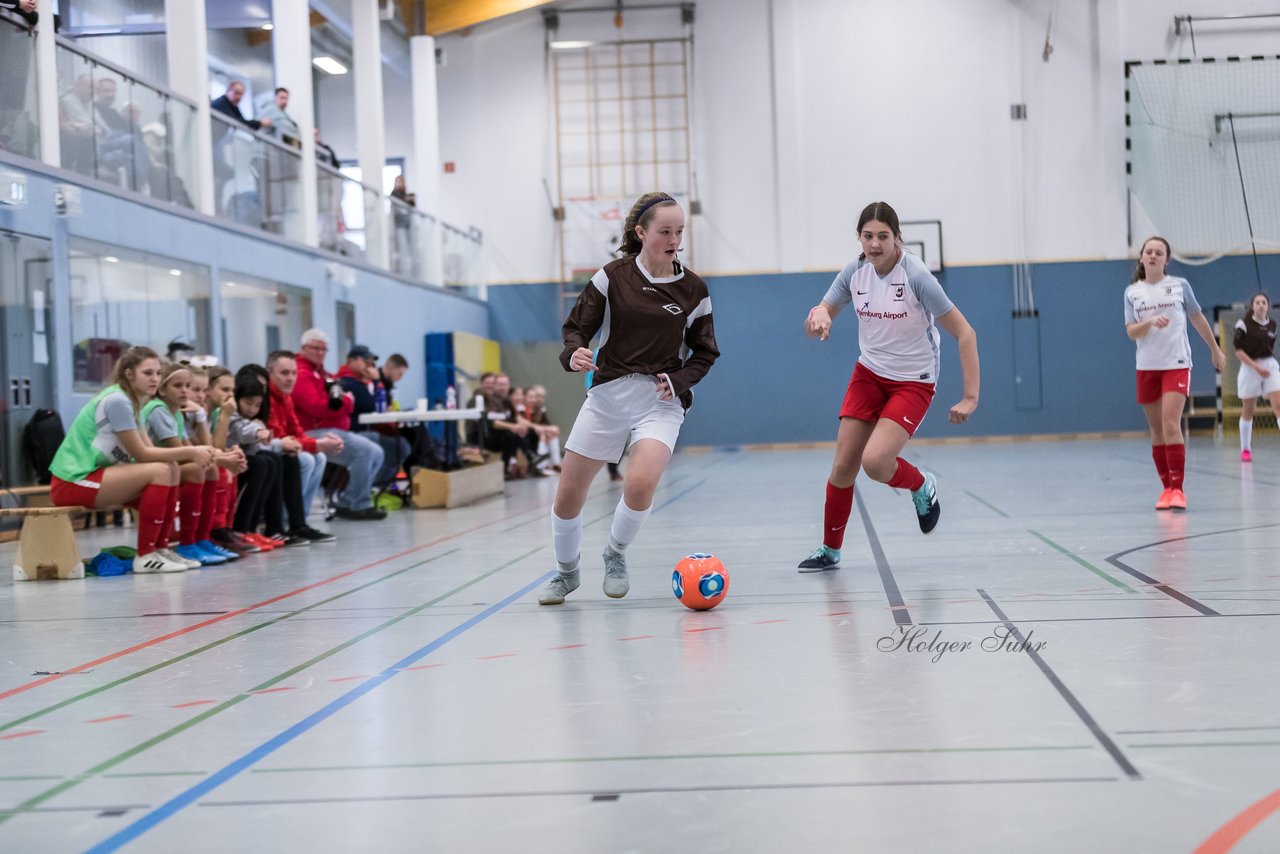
[488,254,1280,446]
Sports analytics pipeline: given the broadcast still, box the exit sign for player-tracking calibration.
[443,162,456,173]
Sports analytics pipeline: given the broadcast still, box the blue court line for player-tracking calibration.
[652,478,706,514]
[83,571,555,854]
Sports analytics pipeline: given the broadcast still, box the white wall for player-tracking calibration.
[315,66,416,178]
[431,0,1280,280]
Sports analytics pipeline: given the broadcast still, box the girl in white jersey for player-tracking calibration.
[48,347,216,574]
[1124,236,1225,511]
[538,191,720,605]
[798,202,979,571]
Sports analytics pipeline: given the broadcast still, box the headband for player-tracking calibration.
[634,194,673,222]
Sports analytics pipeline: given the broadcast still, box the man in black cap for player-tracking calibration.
[337,344,403,488]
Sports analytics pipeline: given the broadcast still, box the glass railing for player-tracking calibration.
[55,37,197,208]
[317,161,378,261]
[442,223,485,297]
[0,12,40,160]
[211,110,304,241]
[387,195,438,281]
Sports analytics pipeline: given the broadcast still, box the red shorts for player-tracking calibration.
[840,363,935,436]
[1136,368,1190,404]
[50,468,106,508]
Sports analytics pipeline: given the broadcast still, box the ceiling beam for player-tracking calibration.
[424,0,556,36]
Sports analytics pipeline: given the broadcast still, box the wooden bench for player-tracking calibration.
[0,506,85,581]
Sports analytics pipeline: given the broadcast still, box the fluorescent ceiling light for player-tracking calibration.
[261,23,273,30]
[550,40,594,50]
[312,56,348,75]
[169,269,182,276]
[103,255,119,263]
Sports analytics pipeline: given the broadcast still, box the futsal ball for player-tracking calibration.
[672,553,729,611]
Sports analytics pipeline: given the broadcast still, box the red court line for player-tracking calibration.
[0,505,551,705]
[86,714,132,724]
[170,700,215,709]
[618,635,655,641]
[478,654,517,660]
[1194,787,1280,854]
[251,687,296,695]
[327,676,368,683]
[685,627,721,633]
[404,663,446,671]
[0,730,44,740]
[827,611,852,617]
[551,644,586,650]
[752,620,787,625]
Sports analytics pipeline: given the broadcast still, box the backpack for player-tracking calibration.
[22,409,65,485]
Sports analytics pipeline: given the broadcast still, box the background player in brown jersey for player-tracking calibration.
[538,192,720,605]
[1234,292,1280,463]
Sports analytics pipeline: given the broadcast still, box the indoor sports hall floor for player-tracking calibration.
[2,437,1279,853]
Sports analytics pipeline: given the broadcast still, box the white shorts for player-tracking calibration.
[1237,356,1280,400]
[564,374,685,463]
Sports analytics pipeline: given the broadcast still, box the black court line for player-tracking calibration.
[855,492,911,626]
[1105,522,1280,617]
[197,776,1116,806]
[920,611,1280,627]
[978,590,1141,781]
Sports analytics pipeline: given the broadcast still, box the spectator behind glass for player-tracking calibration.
[0,0,38,27]
[314,127,339,168]
[258,86,300,146]
[211,80,271,132]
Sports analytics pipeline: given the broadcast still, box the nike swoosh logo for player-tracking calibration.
[829,525,846,532]
[903,417,914,425]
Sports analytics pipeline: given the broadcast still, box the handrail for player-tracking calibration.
[210,110,303,158]
[54,34,199,110]
[387,193,437,224]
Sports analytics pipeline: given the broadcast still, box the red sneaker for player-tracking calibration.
[1155,488,1174,510]
[243,533,279,550]
[1168,489,1187,511]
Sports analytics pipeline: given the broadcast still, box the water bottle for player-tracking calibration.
[374,383,388,413]
[445,385,457,410]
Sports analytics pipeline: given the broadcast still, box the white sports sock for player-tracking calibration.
[546,439,562,467]
[608,499,651,553]
[1241,418,1254,452]
[551,511,582,572]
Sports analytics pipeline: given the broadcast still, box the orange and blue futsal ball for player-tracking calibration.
[672,553,729,611]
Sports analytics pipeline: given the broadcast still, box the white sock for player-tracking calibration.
[551,511,582,572]
[608,499,651,553]
[1241,418,1254,452]
[546,439,562,467]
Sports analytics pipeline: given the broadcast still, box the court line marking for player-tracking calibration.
[978,590,1141,780]
[0,550,459,735]
[1028,531,1136,592]
[920,611,1280,627]
[193,776,1119,807]
[0,501,559,703]
[1193,787,1280,854]
[79,566,552,854]
[1104,523,1280,617]
[964,490,1009,517]
[0,549,542,829]
[855,492,911,626]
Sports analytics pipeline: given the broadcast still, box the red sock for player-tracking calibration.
[886,457,925,492]
[197,478,219,541]
[1166,443,1185,490]
[1151,444,1170,489]
[155,485,179,551]
[217,470,234,528]
[136,484,172,555]
[823,481,855,549]
[179,481,204,545]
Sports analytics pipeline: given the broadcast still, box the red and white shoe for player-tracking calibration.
[1155,488,1174,510]
[1242,449,1253,463]
[1168,489,1187,511]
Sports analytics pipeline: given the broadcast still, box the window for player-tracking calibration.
[220,274,313,372]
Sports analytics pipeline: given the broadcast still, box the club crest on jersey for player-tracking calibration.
[661,303,683,315]
[1163,286,1174,295]
[893,285,905,301]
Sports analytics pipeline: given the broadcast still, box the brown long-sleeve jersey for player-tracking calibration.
[1234,314,1277,362]
[560,256,720,409]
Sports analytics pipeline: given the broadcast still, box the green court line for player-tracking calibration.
[0,549,461,736]
[964,490,1010,517]
[1129,740,1280,749]
[1029,531,1137,593]
[0,547,541,824]
[0,776,63,782]
[252,744,1096,774]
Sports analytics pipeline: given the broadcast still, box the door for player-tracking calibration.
[0,230,55,486]
[335,300,356,364]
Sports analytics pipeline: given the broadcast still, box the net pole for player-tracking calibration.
[1227,113,1264,290]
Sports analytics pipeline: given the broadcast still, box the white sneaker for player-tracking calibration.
[133,551,187,573]
[160,548,202,569]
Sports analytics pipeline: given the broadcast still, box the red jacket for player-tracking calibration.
[292,352,353,431]
[268,382,318,453]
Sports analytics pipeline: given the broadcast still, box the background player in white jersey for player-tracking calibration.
[1124,236,1225,510]
[1233,292,1279,463]
[798,202,979,572]
[539,191,719,605]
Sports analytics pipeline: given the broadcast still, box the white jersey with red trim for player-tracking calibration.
[822,251,954,383]
[1124,276,1201,371]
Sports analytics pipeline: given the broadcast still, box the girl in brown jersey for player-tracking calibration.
[538,192,720,606]
[1234,292,1280,462]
